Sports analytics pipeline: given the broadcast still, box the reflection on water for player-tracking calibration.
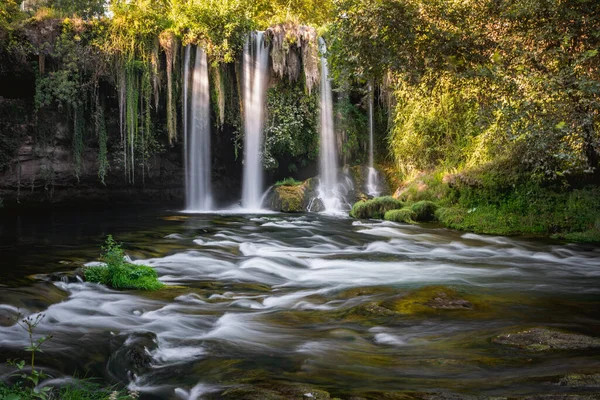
[1,208,600,399]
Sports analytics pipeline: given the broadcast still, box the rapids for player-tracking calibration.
[1,208,599,399]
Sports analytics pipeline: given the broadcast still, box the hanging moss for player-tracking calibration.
[159,30,178,145]
[72,104,84,182]
[266,24,320,94]
[95,103,108,185]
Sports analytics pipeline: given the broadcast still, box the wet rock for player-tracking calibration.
[354,302,396,317]
[558,373,600,388]
[492,328,600,351]
[390,286,475,315]
[44,267,85,283]
[107,331,158,382]
[425,291,473,310]
[308,197,325,213]
[214,383,331,400]
[519,395,600,400]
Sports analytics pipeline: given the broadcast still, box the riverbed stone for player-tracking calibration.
[492,328,600,351]
[107,331,158,382]
[390,286,475,315]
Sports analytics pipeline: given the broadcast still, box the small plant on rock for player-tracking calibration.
[84,235,163,291]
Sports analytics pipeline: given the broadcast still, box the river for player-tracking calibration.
[1,207,599,399]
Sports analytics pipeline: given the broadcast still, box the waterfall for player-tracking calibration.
[184,46,213,211]
[317,38,342,211]
[241,32,269,210]
[366,84,381,196]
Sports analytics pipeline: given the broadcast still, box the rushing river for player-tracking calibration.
[1,207,599,399]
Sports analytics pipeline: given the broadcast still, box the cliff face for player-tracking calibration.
[0,97,185,206]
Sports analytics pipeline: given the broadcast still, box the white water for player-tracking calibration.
[366,84,381,196]
[241,32,269,210]
[185,46,213,211]
[317,38,343,212]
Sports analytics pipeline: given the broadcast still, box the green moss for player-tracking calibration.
[350,196,403,219]
[410,200,438,221]
[274,177,303,187]
[384,208,416,223]
[273,184,306,213]
[84,236,163,291]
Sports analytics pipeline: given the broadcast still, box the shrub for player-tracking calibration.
[350,196,403,219]
[84,236,163,291]
[410,200,438,221]
[384,208,416,223]
[274,177,303,187]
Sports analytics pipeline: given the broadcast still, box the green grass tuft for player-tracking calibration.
[350,196,403,219]
[84,236,163,291]
[384,208,417,223]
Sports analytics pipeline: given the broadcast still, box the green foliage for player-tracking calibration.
[350,196,403,219]
[389,75,481,176]
[384,208,416,224]
[0,382,135,400]
[335,94,368,164]
[84,235,163,290]
[264,79,318,172]
[274,177,303,187]
[410,200,438,222]
[332,0,600,181]
[6,314,53,399]
[48,0,106,19]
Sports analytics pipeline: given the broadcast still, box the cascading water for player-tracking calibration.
[184,46,212,211]
[317,38,342,212]
[241,32,269,210]
[366,84,381,196]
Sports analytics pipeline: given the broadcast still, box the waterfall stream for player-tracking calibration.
[184,46,213,211]
[317,38,343,212]
[366,84,381,196]
[241,32,269,210]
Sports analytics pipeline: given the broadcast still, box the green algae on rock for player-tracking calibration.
[493,328,600,351]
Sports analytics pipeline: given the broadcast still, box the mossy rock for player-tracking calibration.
[389,286,475,315]
[350,196,403,219]
[384,208,417,223]
[492,328,600,351]
[410,200,438,221]
[266,180,313,212]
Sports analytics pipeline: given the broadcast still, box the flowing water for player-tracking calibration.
[366,84,381,197]
[241,32,269,211]
[318,39,345,212]
[1,208,600,399]
[184,46,213,212]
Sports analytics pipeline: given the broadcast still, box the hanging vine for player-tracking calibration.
[159,30,178,145]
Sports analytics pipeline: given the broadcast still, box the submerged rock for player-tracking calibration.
[558,373,600,388]
[390,286,475,315]
[211,383,331,400]
[493,328,600,351]
[107,331,158,382]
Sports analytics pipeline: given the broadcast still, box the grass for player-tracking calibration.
[274,177,303,187]
[384,208,416,223]
[84,236,163,291]
[0,381,134,400]
[350,196,403,219]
